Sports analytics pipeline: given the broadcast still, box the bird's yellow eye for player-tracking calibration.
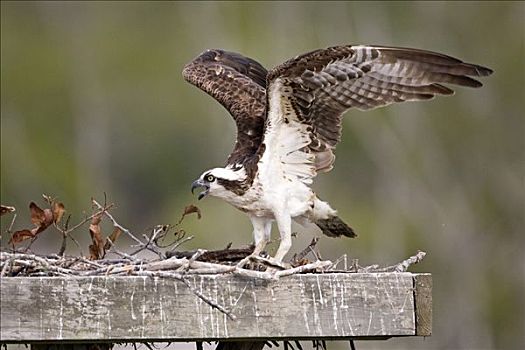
[206,175,215,182]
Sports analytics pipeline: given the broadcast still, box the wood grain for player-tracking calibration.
[0,273,430,342]
[414,273,432,336]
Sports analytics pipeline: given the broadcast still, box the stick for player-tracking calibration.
[91,199,144,246]
[180,276,236,320]
[293,237,319,263]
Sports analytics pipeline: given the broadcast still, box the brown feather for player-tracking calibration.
[182,49,268,167]
[266,45,492,173]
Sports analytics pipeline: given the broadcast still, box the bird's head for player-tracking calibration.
[191,167,247,200]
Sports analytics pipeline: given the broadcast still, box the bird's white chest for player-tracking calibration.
[226,162,313,218]
[220,81,317,218]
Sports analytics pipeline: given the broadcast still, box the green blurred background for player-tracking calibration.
[1,1,523,349]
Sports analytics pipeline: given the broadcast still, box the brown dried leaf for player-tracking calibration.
[89,213,104,260]
[40,195,65,224]
[29,202,54,232]
[178,204,202,224]
[9,202,55,245]
[184,204,202,219]
[104,226,122,250]
[9,229,35,244]
[1,205,15,216]
[38,210,54,234]
[52,202,66,224]
[88,244,100,260]
[29,202,46,226]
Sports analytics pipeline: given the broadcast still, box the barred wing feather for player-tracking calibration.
[263,45,492,181]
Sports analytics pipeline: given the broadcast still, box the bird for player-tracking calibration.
[183,45,492,264]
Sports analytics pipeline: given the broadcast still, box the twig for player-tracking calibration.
[359,264,380,272]
[309,246,321,261]
[169,235,194,251]
[249,255,288,270]
[0,249,427,278]
[329,254,348,271]
[178,249,208,273]
[394,250,426,272]
[350,258,359,272]
[0,258,12,277]
[292,237,319,263]
[274,260,333,278]
[133,269,236,320]
[6,213,17,233]
[313,247,323,261]
[57,219,71,257]
[151,224,177,248]
[180,277,236,320]
[129,226,165,258]
[76,257,105,269]
[374,251,427,272]
[66,207,110,235]
[91,199,144,246]
[104,237,141,262]
[54,209,105,257]
[0,213,17,246]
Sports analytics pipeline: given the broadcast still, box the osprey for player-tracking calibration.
[184,45,492,263]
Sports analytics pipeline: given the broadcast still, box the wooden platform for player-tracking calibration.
[0,273,431,343]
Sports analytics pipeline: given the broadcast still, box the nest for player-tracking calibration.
[1,196,426,320]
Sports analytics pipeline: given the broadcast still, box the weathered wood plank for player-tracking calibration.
[31,344,112,350]
[0,273,430,342]
[414,274,432,336]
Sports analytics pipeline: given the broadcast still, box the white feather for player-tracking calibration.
[206,167,246,181]
[261,79,317,185]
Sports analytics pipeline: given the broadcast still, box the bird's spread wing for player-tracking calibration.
[182,49,268,165]
[263,45,493,183]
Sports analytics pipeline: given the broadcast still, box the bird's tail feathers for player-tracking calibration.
[315,216,357,238]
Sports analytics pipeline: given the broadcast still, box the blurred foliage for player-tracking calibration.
[1,1,524,350]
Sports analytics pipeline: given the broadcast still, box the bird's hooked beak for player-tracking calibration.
[191,179,210,200]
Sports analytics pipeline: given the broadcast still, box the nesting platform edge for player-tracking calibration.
[1,272,432,343]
